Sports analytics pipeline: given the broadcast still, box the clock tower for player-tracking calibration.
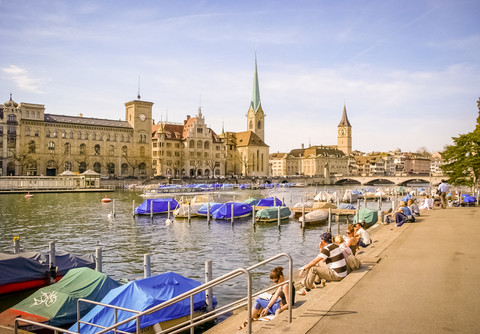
[246,54,265,142]
[337,104,352,155]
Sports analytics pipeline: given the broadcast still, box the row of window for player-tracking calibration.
[154,141,223,150]
[27,140,145,157]
[24,161,147,175]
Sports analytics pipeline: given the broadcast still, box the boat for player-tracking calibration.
[211,202,252,220]
[24,192,34,198]
[134,198,178,215]
[342,189,359,202]
[101,195,112,203]
[69,272,217,334]
[244,197,261,206]
[353,207,379,226]
[0,267,120,331]
[173,203,204,218]
[255,206,291,223]
[256,197,283,207]
[197,203,223,217]
[0,251,95,295]
[298,209,329,224]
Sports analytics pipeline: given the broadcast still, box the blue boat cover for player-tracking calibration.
[0,251,95,286]
[462,194,476,203]
[257,197,283,207]
[135,198,178,215]
[69,272,215,334]
[197,203,223,215]
[212,202,252,219]
[338,203,356,210]
[244,197,261,206]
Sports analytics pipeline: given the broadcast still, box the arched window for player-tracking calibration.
[34,128,39,137]
[120,135,124,142]
[107,162,115,175]
[257,120,261,129]
[139,163,146,175]
[46,129,51,138]
[93,162,101,173]
[77,131,82,140]
[28,140,36,153]
[64,142,71,154]
[113,134,117,142]
[48,141,55,151]
[25,127,31,136]
[140,146,145,157]
[79,162,87,173]
[62,131,66,139]
[85,132,89,140]
[109,145,114,156]
[94,144,100,155]
[126,135,130,142]
[92,133,96,141]
[197,140,202,149]
[204,141,210,149]
[70,131,74,139]
[121,163,128,175]
[189,140,195,148]
[80,143,86,155]
[106,134,111,141]
[249,120,253,129]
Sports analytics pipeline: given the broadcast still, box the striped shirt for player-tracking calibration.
[318,243,347,278]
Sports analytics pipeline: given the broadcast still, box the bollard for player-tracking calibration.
[378,210,384,224]
[392,200,395,211]
[49,241,56,269]
[357,199,360,210]
[378,198,381,211]
[277,206,281,226]
[95,247,103,272]
[132,200,135,216]
[252,205,256,225]
[188,203,191,221]
[167,201,171,220]
[150,200,153,220]
[144,254,151,278]
[205,260,214,312]
[231,203,234,224]
[290,191,293,206]
[13,236,20,254]
[355,208,359,224]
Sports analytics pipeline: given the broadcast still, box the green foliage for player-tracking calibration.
[441,98,480,186]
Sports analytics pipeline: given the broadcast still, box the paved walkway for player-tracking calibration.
[206,206,480,334]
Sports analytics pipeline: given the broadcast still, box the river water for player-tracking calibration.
[0,185,409,316]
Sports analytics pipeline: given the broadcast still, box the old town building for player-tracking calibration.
[151,108,226,177]
[0,94,153,177]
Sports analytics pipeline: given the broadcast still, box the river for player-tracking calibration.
[0,184,414,316]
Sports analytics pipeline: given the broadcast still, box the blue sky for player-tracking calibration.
[1,0,479,154]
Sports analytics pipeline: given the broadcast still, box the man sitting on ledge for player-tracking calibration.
[298,232,347,294]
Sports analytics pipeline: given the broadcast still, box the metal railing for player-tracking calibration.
[14,252,293,334]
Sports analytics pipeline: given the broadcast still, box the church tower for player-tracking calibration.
[246,54,265,142]
[337,104,352,155]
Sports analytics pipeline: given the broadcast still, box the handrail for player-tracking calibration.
[14,253,293,334]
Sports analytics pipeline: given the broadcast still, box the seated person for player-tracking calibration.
[354,222,372,247]
[399,201,415,222]
[250,267,293,320]
[336,234,361,273]
[418,195,434,210]
[344,225,358,255]
[407,198,420,216]
[298,232,347,293]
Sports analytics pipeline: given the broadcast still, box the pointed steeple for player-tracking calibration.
[250,52,262,113]
[338,104,351,127]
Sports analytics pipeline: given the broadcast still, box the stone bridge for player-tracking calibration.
[330,175,444,186]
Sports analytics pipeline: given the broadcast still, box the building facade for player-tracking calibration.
[151,108,226,177]
[0,95,153,177]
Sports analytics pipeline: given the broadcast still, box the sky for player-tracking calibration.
[1,0,479,154]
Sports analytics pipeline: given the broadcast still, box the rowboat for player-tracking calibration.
[298,209,329,224]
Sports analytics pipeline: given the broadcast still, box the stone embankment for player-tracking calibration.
[205,206,480,334]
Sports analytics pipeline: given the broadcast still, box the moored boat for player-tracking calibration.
[173,203,204,218]
[256,197,283,207]
[211,202,252,220]
[298,209,329,224]
[134,198,178,215]
[69,272,217,334]
[0,267,120,331]
[24,192,34,198]
[255,206,291,223]
[197,203,223,217]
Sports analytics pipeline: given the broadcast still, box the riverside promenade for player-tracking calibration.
[207,206,480,334]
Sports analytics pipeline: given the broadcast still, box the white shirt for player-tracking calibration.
[357,227,371,245]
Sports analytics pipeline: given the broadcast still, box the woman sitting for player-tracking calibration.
[418,195,434,210]
[407,198,420,216]
[344,225,358,255]
[250,266,293,320]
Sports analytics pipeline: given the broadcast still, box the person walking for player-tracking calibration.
[437,180,449,209]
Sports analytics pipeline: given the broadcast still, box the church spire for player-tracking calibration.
[338,104,351,127]
[250,51,261,113]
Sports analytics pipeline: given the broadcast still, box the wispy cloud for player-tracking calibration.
[1,65,44,94]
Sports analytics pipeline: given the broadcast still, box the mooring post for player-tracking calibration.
[252,205,256,225]
[112,199,116,218]
[328,208,332,233]
[132,200,135,216]
[188,202,191,221]
[95,247,103,272]
[150,201,153,220]
[277,206,281,226]
[302,205,306,231]
[144,254,151,278]
[13,236,20,254]
[207,202,211,224]
[230,203,234,224]
[355,207,359,224]
[49,241,56,269]
[167,201,171,220]
[392,200,395,211]
[205,260,214,312]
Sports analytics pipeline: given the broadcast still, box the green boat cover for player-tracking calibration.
[256,206,291,221]
[11,267,120,327]
[353,207,378,226]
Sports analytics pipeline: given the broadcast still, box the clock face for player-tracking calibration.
[139,113,146,121]
[338,128,346,136]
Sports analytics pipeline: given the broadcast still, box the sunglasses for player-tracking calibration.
[273,279,279,283]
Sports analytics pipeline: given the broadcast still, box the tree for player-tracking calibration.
[8,143,35,175]
[441,98,480,186]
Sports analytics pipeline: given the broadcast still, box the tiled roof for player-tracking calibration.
[235,131,269,147]
[44,114,131,128]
